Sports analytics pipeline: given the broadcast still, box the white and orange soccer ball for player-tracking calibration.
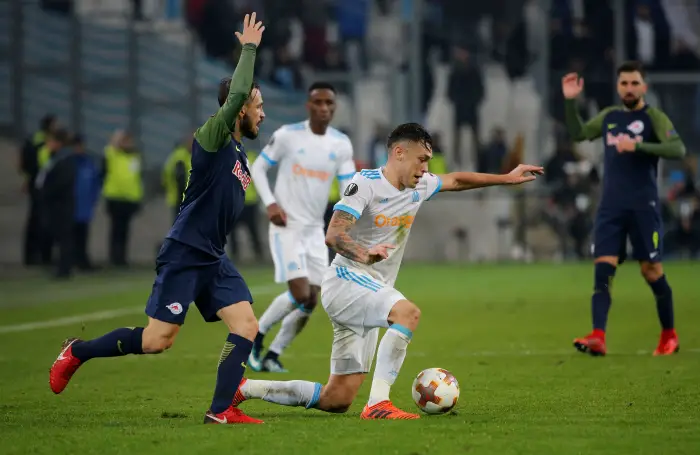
[411,367,460,414]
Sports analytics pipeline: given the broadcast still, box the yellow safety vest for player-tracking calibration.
[33,130,47,147]
[38,145,51,169]
[244,151,258,205]
[429,154,447,175]
[329,178,341,202]
[102,145,143,202]
[162,146,192,207]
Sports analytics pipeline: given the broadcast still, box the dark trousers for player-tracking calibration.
[106,199,139,266]
[229,204,262,260]
[73,221,93,269]
[43,210,74,278]
[23,190,43,265]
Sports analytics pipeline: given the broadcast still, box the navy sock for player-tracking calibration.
[210,333,253,414]
[592,262,616,331]
[648,275,674,330]
[72,327,144,362]
[254,332,265,350]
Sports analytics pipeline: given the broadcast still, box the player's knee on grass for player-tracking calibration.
[317,374,365,413]
[387,299,421,332]
[640,261,664,282]
[142,318,180,353]
[218,301,258,341]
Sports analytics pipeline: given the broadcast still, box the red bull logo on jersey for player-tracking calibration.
[606,132,643,146]
[233,160,251,191]
[292,164,331,181]
[374,214,415,228]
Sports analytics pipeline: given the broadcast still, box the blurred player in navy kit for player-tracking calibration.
[49,13,267,424]
[563,61,686,357]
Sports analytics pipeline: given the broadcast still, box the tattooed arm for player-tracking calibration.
[325,210,370,264]
[326,210,394,265]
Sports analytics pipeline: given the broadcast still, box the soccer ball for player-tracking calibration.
[411,367,460,414]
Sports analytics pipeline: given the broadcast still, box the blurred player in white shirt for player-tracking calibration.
[249,82,356,372]
[231,123,544,419]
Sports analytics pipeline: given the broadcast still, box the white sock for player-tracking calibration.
[269,309,311,356]
[367,324,412,407]
[258,291,296,334]
[241,379,322,408]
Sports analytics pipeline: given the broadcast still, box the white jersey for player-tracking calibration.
[251,120,356,228]
[331,168,442,286]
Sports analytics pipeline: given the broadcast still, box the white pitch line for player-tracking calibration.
[0,284,282,335]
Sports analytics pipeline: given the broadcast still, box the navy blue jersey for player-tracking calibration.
[565,101,685,211]
[166,138,252,258]
[600,106,660,210]
[162,43,258,259]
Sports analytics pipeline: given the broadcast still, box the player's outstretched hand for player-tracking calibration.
[505,164,544,185]
[235,12,265,47]
[267,203,287,227]
[367,243,395,264]
[561,73,583,99]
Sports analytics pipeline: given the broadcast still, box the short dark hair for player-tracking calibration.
[308,81,336,95]
[617,60,646,79]
[218,78,261,107]
[40,113,56,131]
[386,123,433,150]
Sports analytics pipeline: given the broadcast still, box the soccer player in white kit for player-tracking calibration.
[231,123,543,419]
[249,82,356,372]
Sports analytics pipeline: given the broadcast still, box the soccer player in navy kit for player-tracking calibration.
[49,14,267,425]
[563,61,687,356]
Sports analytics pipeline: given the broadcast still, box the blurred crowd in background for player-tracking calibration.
[13,0,700,278]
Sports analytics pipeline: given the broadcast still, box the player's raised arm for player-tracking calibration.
[436,164,544,192]
[195,13,264,152]
[636,107,687,159]
[562,73,609,141]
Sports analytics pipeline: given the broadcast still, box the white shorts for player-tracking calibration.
[321,265,406,375]
[269,224,328,286]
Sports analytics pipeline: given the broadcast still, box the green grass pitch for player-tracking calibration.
[1,263,699,454]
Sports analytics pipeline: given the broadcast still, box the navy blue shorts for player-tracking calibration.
[145,239,253,325]
[593,207,663,263]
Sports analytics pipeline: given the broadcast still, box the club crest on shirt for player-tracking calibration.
[233,160,251,191]
[627,120,645,135]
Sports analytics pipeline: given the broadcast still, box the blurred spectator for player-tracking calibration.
[478,127,508,174]
[665,194,700,258]
[19,114,58,266]
[625,1,671,70]
[368,123,391,168]
[448,45,484,169]
[35,128,75,279]
[72,135,103,271]
[102,131,143,268]
[335,0,369,69]
[269,45,304,90]
[162,137,193,224]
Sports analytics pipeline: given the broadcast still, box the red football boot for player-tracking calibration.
[360,401,420,420]
[49,338,83,394]
[573,329,607,356]
[653,329,680,356]
[204,405,263,424]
